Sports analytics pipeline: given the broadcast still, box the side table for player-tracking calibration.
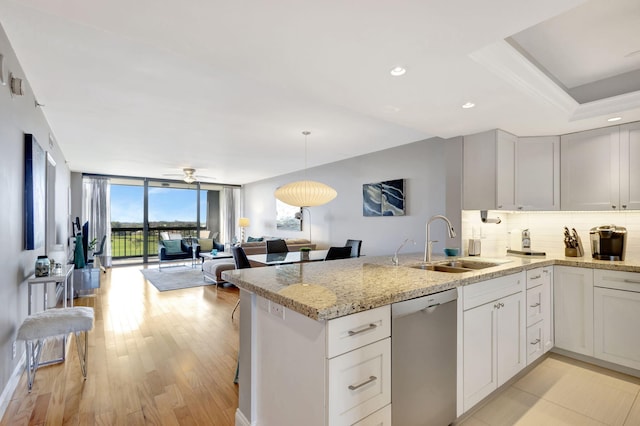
[27,264,74,315]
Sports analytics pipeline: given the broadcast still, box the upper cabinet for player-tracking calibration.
[561,123,640,210]
[463,130,517,210]
[517,136,560,211]
[463,130,559,211]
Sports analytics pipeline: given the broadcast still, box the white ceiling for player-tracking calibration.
[1,0,640,185]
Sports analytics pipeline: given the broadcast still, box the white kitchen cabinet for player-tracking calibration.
[526,267,553,365]
[254,298,391,426]
[516,136,560,210]
[620,122,640,210]
[461,272,525,411]
[594,269,640,370]
[463,129,517,210]
[560,125,640,211]
[553,266,593,356]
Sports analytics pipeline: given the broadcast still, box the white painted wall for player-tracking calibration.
[243,137,452,257]
[0,23,70,409]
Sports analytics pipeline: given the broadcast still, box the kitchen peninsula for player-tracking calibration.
[223,254,640,426]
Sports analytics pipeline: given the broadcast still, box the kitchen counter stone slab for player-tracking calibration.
[222,253,640,320]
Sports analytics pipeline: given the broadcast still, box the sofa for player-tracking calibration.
[158,239,197,269]
[239,238,316,255]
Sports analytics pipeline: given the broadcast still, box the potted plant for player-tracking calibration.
[300,247,311,260]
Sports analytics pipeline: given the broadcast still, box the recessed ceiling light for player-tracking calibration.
[608,116,622,122]
[390,66,406,77]
[462,102,475,109]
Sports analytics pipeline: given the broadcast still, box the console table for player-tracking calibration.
[27,264,74,315]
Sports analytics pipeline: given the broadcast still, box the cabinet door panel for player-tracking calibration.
[554,266,594,356]
[463,302,497,411]
[497,292,525,386]
[620,122,640,210]
[517,136,560,210]
[496,131,517,210]
[594,287,640,370]
[561,127,619,210]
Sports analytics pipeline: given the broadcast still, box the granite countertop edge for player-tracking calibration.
[222,255,640,321]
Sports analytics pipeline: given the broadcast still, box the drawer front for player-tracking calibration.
[327,338,391,426]
[526,286,544,326]
[352,404,391,426]
[594,269,640,292]
[526,267,551,289]
[527,322,544,365]
[463,272,524,310]
[327,305,390,358]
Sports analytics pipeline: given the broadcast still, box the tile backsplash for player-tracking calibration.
[461,210,640,258]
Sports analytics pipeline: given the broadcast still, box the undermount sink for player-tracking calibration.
[410,260,500,273]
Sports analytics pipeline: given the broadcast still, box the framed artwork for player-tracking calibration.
[276,199,302,231]
[363,178,406,216]
[24,134,46,250]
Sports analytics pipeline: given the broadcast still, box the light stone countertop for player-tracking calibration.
[222,253,640,321]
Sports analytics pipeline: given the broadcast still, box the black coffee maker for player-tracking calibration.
[590,225,627,261]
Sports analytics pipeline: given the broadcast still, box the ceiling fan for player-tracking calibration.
[162,168,215,183]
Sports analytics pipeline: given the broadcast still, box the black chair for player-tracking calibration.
[345,239,362,257]
[231,247,251,321]
[266,239,289,254]
[325,246,352,261]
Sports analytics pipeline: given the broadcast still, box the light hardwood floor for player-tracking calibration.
[2,265,239,425]
[460,353,640,426]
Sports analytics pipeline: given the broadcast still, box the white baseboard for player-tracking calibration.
[235,408,254,426]
[0,353,25,421]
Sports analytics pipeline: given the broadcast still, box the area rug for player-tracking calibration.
[140,267,212,292]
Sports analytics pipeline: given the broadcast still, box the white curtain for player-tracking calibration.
[82,176,112,267]
[221,187,241,245]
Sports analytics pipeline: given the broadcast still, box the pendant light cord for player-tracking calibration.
[302,131,310,181]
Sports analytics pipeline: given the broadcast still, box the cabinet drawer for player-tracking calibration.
[594,269,640,292]
[526,286,544,326]
[526,267,551,289]
[327,305,390,358]
[463,272,524,310]
[327,338,391,426]
[352,404,391,426]
[526,323,545,364]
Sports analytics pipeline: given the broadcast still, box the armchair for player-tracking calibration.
[158,239,198,270]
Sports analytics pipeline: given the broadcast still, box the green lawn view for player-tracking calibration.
[111,233,159,258]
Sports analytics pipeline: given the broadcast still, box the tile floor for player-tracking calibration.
[459,353,640,426]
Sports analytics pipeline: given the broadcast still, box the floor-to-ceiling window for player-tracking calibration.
[108,176,231,264]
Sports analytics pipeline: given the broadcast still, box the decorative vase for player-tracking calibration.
[35,255,50,277]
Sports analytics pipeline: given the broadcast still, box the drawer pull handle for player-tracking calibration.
[348,323,377,336]
[623,279,640,284]
[348,376,377,390]
[529,302,541,308]
[530,275,542,280]
[530,339,541,345]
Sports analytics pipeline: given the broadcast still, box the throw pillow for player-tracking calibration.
[163,239,183,255]
[247,236,264,242]
[198,238,213,252]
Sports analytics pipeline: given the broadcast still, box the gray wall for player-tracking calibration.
[243,137,456,257]
[0,24,70,403]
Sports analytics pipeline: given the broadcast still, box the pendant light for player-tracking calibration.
[275,131,337,207]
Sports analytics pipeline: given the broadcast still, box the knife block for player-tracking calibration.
[565,236,584,257]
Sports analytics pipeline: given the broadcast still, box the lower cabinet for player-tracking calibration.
[553,266,594,356]
[594,270,640,370]
[526,267,553,365]
[461,273,525,412]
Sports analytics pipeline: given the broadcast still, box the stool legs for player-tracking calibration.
[231,300,240,320]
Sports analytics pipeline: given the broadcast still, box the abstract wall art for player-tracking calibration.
[276,199,302,231]
[363,178,406,216]
[24,133,46,250]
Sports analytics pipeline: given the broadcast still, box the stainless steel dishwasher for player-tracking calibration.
[392,288,457,426]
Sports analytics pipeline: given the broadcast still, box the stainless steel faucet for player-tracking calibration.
[392,238,416,266]
[425,215,456,263]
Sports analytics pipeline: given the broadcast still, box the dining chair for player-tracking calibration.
[345,239,362,257]
[266,239,289,254]
[325,246,352,261]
